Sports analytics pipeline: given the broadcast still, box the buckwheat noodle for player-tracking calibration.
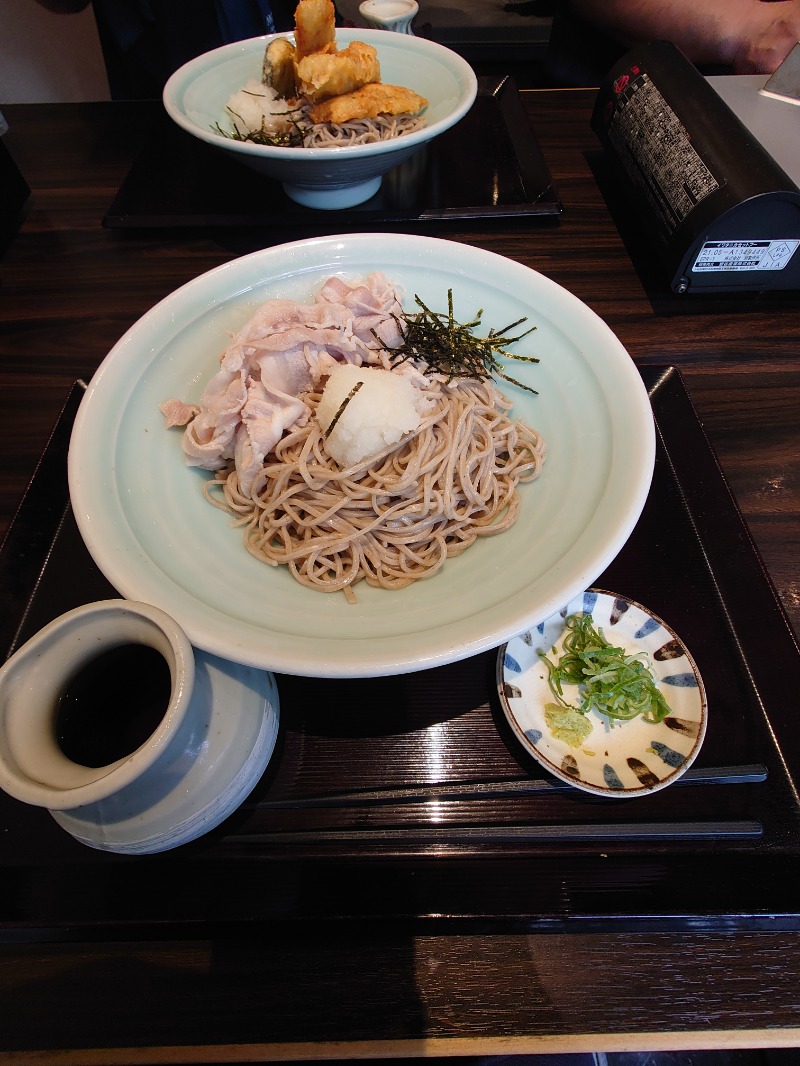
[302,112,426,147]
[204,377,545,601]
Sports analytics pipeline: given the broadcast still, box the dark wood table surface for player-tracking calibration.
[0,90,799,1063]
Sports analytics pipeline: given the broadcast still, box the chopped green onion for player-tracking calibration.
[540,612,672,728]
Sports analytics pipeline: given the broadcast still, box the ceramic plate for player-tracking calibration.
[68,233,655,678]
[498,589,707,796]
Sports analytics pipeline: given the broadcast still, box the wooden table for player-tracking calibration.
[1,91,799,1063]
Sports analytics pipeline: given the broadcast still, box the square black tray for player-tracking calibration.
[1,365,799,941]
[102,75,562,229]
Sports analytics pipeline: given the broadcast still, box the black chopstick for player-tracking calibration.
[254,763,768,809]
[234,819,764,844]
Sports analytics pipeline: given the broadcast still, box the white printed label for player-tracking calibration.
[693,239,800,272]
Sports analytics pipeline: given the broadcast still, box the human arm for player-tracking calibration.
[569,0,800,73]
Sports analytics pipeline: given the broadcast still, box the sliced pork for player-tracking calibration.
[161,273,406,497]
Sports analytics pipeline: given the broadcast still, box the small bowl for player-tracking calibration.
[162,28,477,209]
[498,589,707,797]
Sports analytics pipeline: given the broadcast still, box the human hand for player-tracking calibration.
[731,1,800,73]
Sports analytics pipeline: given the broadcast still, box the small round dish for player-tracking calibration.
[497,589,707,797]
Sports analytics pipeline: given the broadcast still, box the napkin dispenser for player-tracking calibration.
[591,41,800,294]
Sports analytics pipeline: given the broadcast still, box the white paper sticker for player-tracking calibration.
[693,239,800,272]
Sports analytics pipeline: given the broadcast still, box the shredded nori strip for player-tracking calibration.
[213,97,306,147]
[385,289,540,394]
[323,380,364,439]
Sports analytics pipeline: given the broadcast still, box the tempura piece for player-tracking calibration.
[309,82,428,124]
[294,0,336,60]
[262,36,297,97]
[295,40,381,103]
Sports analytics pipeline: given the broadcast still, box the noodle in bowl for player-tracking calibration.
[208,377,545,602]
[162,29,478,209]
[299,112,426,148]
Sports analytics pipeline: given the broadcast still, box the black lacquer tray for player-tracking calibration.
[102,75,562,230]
[1,366,800,941]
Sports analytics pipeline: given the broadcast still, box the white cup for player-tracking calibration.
[358,0,419,34]
[0,599,193,811]
[0,599,280,853]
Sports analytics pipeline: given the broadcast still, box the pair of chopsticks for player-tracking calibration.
[227,765,767,844]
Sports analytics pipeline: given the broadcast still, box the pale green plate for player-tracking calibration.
[68,233,655,677]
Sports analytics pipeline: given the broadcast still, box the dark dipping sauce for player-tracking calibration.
[55,644,172,768]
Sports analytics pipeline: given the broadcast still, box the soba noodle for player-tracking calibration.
[301,112,426,147]
[204,375,545,601]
